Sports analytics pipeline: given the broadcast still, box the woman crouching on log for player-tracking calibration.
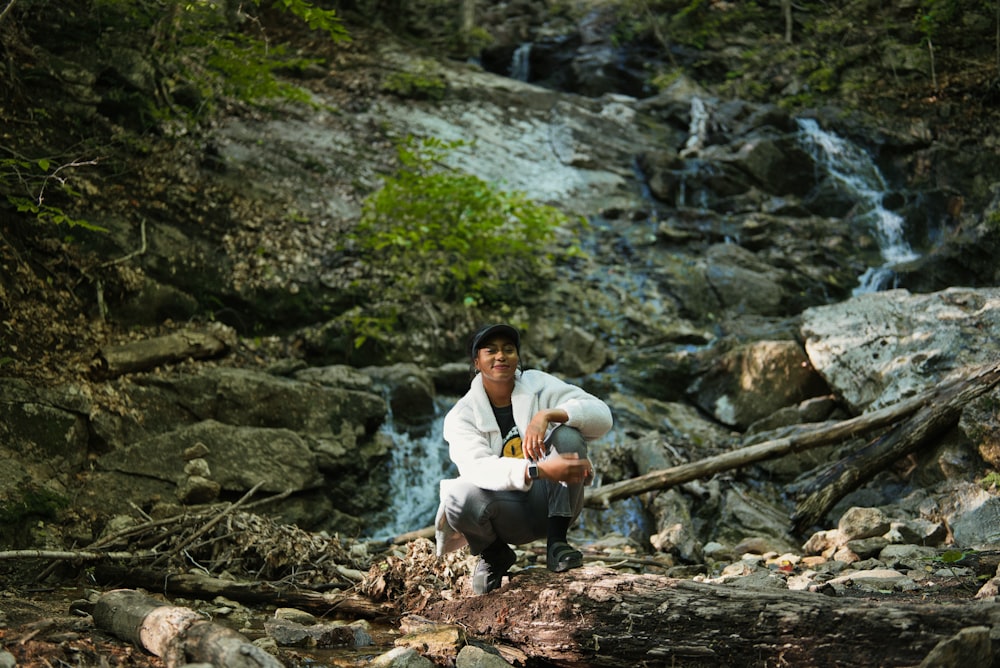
[435,323,613,594]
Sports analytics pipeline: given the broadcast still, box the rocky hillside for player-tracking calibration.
[4,0,1000,552]
[3,1,1000,380]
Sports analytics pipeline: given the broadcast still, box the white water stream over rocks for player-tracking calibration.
[796,118,920,294]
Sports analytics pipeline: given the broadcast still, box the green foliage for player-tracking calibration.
[0,485,67,525]
[916,0,959,43]
[981,470,1000,490]
[986,210,1000,231]
[270,0,350,41]
[344,136,581,348]
[199,34,320,108]
[0,156,103,229]
[85,0,348,124]
[806,65,837,93]
[614,0,763,50]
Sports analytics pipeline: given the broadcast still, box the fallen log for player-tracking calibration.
[586,362,1000,513]
[792,362,1000,531]
[584,383,935,509]
[90,328,232,378]
[93,566,393,619]
[93,589,282,668]
[424,566,1000,667]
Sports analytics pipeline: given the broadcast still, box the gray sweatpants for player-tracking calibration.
[441,426,588,555]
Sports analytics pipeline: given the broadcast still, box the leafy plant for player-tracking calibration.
[343,135,582,348]
[161,0,347,119]
[915,0,959,91]
[0,154,102,229]
[981,470,1000,490]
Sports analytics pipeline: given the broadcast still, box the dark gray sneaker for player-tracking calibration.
[471,543,516,595]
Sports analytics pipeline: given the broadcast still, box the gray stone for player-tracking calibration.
[370,647,435,668]
[838,507,891,541]
[802,287,1000,412]
[456,645,515,667]
[918,626,992,668]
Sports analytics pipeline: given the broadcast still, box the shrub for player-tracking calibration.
[343,136,583,347]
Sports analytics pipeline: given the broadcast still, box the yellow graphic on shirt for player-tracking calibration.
[501,428,524,458]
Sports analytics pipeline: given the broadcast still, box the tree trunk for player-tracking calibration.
[584,385,933,509]
[792,362,1000,531]
[92,589,282,668]
[93,566,392,618]
[424,567,999,667]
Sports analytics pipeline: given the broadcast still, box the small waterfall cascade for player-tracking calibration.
[680,96,709,158]
[367,399,454,541]
[509,43,532,81]
[796,118,919,294]
[676,96,715,209]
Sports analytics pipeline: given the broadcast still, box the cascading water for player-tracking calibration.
[796,118,919,294]
[367,400,455,541]
[676,96,715,209]
[509,43,531,82]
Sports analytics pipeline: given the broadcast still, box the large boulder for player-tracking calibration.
[688,340,830,430]
[802,287,1000,412]
[96,419,323,493]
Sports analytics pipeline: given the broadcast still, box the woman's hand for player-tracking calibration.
[523,408,568,460]
[539,453,593,485]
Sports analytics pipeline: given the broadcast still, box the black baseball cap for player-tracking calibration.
[469,324,520,359]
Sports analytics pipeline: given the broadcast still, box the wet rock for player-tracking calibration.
[918,626,993,668]
[457,644,516,667]
[263,617,369,648]
[370,646,435,668]
[97,419,322,493]
[175,475,220,504]
[363,363,437,429]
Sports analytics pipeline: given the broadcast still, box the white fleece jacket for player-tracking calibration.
[435,369,613,555]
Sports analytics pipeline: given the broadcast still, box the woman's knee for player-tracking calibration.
[546,425,587,458]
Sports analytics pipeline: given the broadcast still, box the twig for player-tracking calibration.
[149,482,265,569]
[0,549,153,561]
[0,0,18,29]
[97,218,148,268]
[93,218,147,322]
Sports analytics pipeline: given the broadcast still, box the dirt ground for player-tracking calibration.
[1,547,994,667]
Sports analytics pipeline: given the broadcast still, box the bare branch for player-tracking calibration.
[0,0,17,27]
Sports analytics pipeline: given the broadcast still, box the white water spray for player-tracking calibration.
[796,119,918,294]
[681,96,709,158]
[368,404,453,540]
[509,43,531,82]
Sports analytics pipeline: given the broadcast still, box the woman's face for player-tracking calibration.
[474,335,519,383]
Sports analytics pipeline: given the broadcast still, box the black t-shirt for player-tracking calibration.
[491,404,523,458]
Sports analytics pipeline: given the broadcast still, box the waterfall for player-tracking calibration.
[796,118,919,294]
[509,43,531,81]
[680,96,709,158]
[367,401,454,541]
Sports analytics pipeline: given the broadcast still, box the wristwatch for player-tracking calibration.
[527,460,540,480]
